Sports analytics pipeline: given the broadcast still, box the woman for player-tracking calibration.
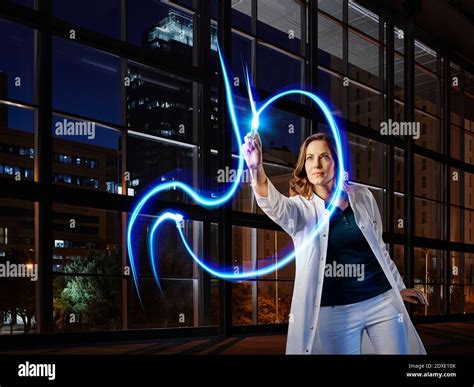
[242,132,427,355]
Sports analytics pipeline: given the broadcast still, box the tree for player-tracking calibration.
[53,248,122,331]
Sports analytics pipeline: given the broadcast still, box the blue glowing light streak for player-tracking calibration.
[127,43,346,303]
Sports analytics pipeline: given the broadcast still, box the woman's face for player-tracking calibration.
[304,140,336,188]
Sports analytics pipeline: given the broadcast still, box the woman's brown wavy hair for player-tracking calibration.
[289,133,341,200]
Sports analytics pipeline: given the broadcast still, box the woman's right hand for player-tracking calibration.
[242,132,263,172]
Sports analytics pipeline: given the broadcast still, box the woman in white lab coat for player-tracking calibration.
[242,132,427,354]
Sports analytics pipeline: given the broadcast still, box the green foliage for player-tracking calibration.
[53,248,122,331]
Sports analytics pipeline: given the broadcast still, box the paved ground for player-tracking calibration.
[0,321,472,355]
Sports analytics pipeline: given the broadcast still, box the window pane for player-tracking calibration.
[415,111,442,153]
[414,40,437,73]
[450,206,461,242]
[127,134,197,203]
[128,1,195,65]
[0,104,35,182]
[52,115,121,194]
[127,61,194,143]
[415,197,443,239]
[465,171,474,210]
[53,38,121,125]
[394,26,404,54]
[233,281,253,325]
[231,33,252,92]
[464,208,473,243]
[348,1,379,40]
[0,198,35,335]
[319,0,343,20]
[0,19,35,103]
[348,31,380,90]
[414,155,444,202]
[258,281,293,324]
[394,193,405,235]
[450,124,461,160]
[52,205,121,273]
[348,83,381,130]
[318,14,343,73]
[347,134,386,187]
[232,0,251,32]
[450,86,462,127]
[317,68,343,118]
[393,244,404,279]
[53,0,121,39]
[415,65,438,116]
[257,0,303,55]
[394,54,404,101]
[257,44,303,103]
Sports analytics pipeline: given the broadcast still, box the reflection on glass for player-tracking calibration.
[318,14,343,73]
[0,104,35,182]
[348,1,379,40]
[414,197,443,239]
[414,40,437,73]
[53,38,121,125]
[348,134,385,187]
[257,0,302,54]
[127,134,196,202]
[257,44,303,103]
[0,198,35,335]
[52,204,121,273]
[128,0,196,65]
[319,0,343,20]
[317,68,343,117]
[349,83,381,130]
[232,0,252,32]
[52,115,121,194]
[257,281,292,324]
[0,19,35,103]
[415,66,438,116]
[126,61,194,143]
[414,111,442,153]
[53,0,121,39]
[349,31,380,89]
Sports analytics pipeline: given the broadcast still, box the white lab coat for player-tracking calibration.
[253,179,427,354]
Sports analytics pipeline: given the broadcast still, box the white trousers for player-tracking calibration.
[317,290,409,354]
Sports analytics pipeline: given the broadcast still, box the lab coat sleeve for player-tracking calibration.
[367,189,406,291]
[252,178,302,238]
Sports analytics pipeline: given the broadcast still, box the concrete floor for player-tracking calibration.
[0,321,472,355]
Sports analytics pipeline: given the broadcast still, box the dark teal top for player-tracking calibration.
[320,202,392,307]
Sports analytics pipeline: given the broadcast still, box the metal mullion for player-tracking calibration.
[217,0,232,338]
[197,0,212,327]
[386,21,395,258]
[120,0,129,331]
[34,0,53,333]
[309,0,319,135]
[403,6,415,316]
[342,0,348,119]
[443,57,451,315]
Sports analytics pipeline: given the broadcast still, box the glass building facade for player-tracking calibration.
[0,0,473,336]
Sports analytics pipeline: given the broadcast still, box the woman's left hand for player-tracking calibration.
[400,288,428,305]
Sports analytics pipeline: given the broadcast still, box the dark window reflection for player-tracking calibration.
[127,62,194,143]
[53,0,121,39]
[128,0,195,65]
[0,19,34,103]
[52,38,121,125]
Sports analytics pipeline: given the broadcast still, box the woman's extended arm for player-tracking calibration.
[242,133,303,238]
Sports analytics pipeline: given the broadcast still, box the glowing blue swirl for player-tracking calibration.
[127,44,346,303]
